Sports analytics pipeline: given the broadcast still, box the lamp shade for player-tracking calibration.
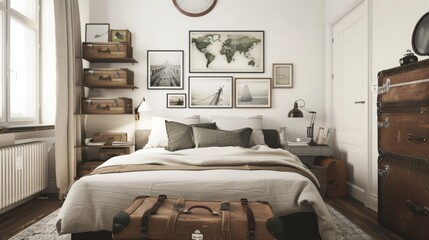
[138,99,151,112]
[288,102,304,118]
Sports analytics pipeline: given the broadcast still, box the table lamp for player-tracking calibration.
[135,97,151,120]
[288,99,317,146]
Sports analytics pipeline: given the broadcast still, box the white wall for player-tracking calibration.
[325,0,429,210]
[78,0,326,143]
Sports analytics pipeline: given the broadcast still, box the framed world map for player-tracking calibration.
[189,30,264,73]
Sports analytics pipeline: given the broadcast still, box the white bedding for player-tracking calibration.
[56,146,335,239]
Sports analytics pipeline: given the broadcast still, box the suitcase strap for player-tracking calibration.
[241,198,256,240]
[112,195,149,234]
[140,195,167,240]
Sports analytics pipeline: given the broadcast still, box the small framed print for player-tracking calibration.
[147,50,184,90]
[235,78,272,108]
[167,94,186,108]
[85,23,110,42]
[273,63,293,88]
[111,29,132,45]
[189,76,233,108]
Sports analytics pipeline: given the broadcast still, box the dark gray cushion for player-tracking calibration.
[192,127,253,148]
[165,121,217,151]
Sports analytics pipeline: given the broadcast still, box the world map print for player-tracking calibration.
[190,31,264,72]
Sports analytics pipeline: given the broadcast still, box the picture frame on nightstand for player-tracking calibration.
[316,127,331,145]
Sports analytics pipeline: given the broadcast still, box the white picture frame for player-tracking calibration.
[85,23,110,42]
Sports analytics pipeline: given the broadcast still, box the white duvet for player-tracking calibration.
[56,146,335,239]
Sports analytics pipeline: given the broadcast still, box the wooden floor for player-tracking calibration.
[0,194,404,240]
[0,193,63,240]
[326,197,404,240]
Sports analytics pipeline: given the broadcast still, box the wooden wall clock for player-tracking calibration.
[173,0,217,17]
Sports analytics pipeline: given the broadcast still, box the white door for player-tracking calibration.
[332,2,369,205]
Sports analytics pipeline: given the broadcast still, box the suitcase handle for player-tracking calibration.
[185,205,220,215]
[99,75,112,81]
[97,48,111,54]
[167,203,231,238]
[406,200,429,216]
[407,134,427,144]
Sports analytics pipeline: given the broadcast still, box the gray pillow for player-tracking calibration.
[165,121,217,151]
[192,127,253,148]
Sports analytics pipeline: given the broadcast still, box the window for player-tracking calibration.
[0,0,39,124]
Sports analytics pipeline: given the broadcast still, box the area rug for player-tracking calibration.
[10,205,372,240]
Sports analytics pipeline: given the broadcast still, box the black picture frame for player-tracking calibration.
[85,23,110,42]
[147,50,184,90]
[167,93,186,108]
[189,30,264,73]
[188,76,233,108]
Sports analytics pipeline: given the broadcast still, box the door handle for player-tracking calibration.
[354,101,365,104]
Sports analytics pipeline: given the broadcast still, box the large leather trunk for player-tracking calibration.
[112,195,282,240]
[377,58,429,240]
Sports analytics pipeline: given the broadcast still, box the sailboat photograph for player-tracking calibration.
[235,78,272,108]
[240,85,253,102]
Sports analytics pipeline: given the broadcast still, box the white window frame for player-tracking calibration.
[0,0,40,125]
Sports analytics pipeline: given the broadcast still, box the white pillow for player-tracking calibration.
[145,115,200,148]
[212,115,265,146]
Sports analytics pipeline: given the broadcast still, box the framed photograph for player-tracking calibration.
[147,50,184,90]
[189,30,264,73]
[167,94,186,108]
[273,63,293,88]
[85,23,110,42]
[189,76,233,108]
[235,78,272,108]
[110,29,132,45]
[316,127,332,145]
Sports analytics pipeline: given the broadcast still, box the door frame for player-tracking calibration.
[325,0,377,211]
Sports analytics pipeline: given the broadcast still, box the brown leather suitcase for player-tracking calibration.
[377,58,429,240]
[112,195,283,240]
[314,157,346,198]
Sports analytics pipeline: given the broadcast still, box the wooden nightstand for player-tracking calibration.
[282,145,334,198]
[283,145,346,198]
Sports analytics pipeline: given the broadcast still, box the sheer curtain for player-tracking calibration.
[54,0,83,200]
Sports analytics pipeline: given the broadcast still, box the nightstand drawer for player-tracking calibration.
[284,145,333,156]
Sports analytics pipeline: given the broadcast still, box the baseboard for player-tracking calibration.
[367,193,378,212]
[346,181,366,203]
[346,182,378,211]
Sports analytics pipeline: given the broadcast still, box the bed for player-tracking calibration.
[56,126,335,240]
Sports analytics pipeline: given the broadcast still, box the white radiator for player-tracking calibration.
[0,141,48,211]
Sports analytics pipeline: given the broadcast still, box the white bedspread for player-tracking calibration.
[56,146,335,239]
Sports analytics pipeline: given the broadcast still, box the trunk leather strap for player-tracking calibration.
[167,197,185,237]
[221,201,231,238]
[140,195,166,240]
[241,198,256,240]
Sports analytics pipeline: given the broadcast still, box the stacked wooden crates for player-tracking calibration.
[78,29,137,177]
[377,58,429,240]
